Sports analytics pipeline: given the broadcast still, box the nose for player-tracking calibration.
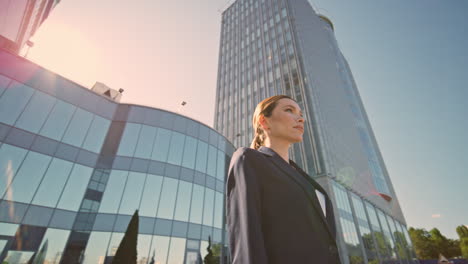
[297,115,305,123]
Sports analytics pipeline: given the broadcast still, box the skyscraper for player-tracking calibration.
[0,0,60,54]
[214,0,416,263]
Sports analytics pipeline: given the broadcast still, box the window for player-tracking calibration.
[173,181,193,222]
[15,91,56,133]
[99,170,128,213]
[0,144,27,197]
[203,189,215,226]
[157,177,179,219]
[182,136,197,169]
[152,128,171,162]
[117,123,141,156]
[32,158,73,207]
[206,145,218,177]
[3,151,51,203]
[167,132,185,166]
[82,232,111,264]
[118,172,146,215]
[82,115,111,153]
[61,108,94,148]
[195,141,208,173]
[134,125,157,159]
[57,164,93,211]
[39,100,76,141]
[189,184,205,224]
[139,174,163,217]
[0,82,34,125]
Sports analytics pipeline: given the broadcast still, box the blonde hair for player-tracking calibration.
[250,95,294,150]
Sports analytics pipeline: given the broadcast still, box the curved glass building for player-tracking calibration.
[0,49,234,264]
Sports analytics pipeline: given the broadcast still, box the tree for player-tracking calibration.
[408,227,437,259]
[456,225,468,259]
[203,236,221,264]
[113,210,139,264]
[430,228,450,257]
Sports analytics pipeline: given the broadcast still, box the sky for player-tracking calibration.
[26,0,467,239]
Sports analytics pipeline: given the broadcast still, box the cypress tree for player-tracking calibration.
[113,209,139,264]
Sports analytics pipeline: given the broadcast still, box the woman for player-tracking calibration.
[226,95,341,264]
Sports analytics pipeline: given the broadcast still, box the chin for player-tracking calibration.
[290,136,303,143]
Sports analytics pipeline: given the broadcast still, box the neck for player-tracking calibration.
[264,139,290,163]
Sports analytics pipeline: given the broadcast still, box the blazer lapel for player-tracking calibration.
[257,147,335,240]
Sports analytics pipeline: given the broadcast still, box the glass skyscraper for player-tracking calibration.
[214,0,416,263]
[0,48,233,264]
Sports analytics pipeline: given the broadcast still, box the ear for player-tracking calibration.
[259,115,269,131]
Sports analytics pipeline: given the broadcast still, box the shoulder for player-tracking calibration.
[230,147,263,164]
[228,147,267,174]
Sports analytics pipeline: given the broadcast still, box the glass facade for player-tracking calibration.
[0,49,234,263]
[214,0,416,263]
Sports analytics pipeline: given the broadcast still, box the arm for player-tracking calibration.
[226,148,268,264]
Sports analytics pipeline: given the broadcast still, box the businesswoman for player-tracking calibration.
[226,95,341,264]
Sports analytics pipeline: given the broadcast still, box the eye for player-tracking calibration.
[285,108,293,113]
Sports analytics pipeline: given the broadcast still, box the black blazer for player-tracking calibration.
[226,146,341,264]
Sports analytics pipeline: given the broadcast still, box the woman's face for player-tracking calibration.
[261,98,305,144]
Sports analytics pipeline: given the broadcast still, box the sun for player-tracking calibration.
[23,21,101,88]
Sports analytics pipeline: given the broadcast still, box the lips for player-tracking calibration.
[294,126,304,132]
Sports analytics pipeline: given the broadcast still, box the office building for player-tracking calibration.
[214,0,416,263]
[0,0,61,54]
[0,48,233,264]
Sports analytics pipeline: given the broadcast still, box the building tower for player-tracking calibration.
[214,0,417,263]
[0,0,61,54]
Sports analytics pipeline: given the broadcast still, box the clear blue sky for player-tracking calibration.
[28,0,467,239]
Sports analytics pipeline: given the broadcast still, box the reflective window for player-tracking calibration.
[0,222,18,236]
[0,144,27,197]
[39,100,76,141]
[137,234,153,263]
[206,145,217,177]
[189,184,205,224]
[195,141,208,173]
[57,164,93,211]
[333,183,364,263]
[0,82,34,125]
[152,128,171,162]
[151,235,170,264]
[82,115,111,153]
[119,172,146,215]
[139,174,164,217]
[99,170,128,213]
[167,237,186,264]
[32,228,70,264]
[203,188,215,226]
[216,150,226,181]
[82,231,111,264]
[351,194,378,264]
[377,209,398,260]
[214,192,224,228]
[167,132,185,166]
[157,177,179,219]
[3,151,51,203]
[182,136,197,169]
[117,123,141,156]
[32,158,74,207]
[15,91,56,133]
[62,108,94,148]
[174,181,193,222]
[134,125,157,159]
[107,232,124,257]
